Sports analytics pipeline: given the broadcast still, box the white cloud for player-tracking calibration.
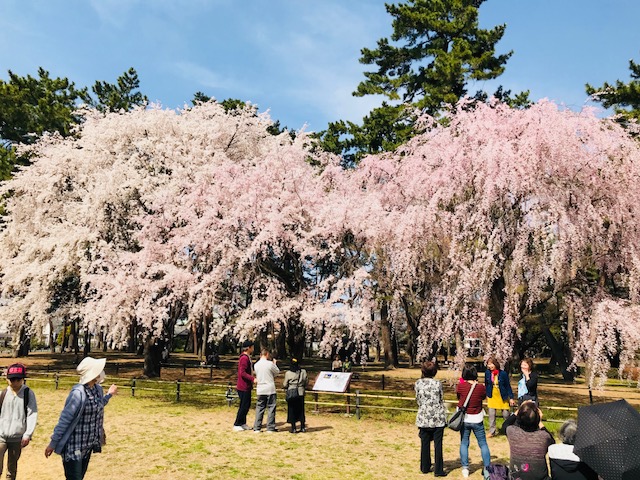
[242,2,390,127]
[88,0,140,28]
[172,61,252,95]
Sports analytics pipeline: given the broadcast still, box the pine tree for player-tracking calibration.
[318,0,516,164]
[587,57,640,125]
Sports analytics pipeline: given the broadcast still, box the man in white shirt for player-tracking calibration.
[253,349,280,433]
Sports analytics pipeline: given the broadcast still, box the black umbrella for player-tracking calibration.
[574,399,640,480]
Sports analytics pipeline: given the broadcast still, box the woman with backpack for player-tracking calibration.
[283,358,308,433]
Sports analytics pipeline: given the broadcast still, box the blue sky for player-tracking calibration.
[1,0,639,133]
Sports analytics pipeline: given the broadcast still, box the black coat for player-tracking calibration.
[548,444,598,480]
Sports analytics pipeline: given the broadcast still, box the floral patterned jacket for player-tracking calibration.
[415,377,447,428]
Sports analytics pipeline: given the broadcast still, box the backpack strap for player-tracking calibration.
[23,387,29,419]
[0,389,6,414]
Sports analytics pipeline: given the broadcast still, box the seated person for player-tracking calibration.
[548,420,598,480]
[342,359,352,372]
[331,355,342,372]
[506,400,555,480]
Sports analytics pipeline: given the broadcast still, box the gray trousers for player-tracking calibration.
[0,440,22,480]
[254,393,277,431]
[488,407,511,435]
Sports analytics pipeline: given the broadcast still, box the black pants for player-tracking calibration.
[63,451,92,480]
[286,396,305,426]
[234,389,252,426]
[418,426,444,474]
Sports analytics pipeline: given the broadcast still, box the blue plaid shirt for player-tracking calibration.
[63,384,104,461]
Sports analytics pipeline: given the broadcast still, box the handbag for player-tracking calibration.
[285,370,303,402]
[486,463,509,480]
[286,387,300,401]
[447,409,465,431]
[448,383,476,431]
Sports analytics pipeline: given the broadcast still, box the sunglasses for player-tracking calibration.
[9,378,23,382]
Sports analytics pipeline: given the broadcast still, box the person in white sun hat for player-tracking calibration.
[44,357,118,480]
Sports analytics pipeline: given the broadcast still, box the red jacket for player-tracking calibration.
[456,381,486,414]
[236,353,254,391]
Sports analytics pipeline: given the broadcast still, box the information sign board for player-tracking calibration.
[312,371,352,393]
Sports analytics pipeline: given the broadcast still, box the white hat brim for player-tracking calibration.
[77,357,107,385]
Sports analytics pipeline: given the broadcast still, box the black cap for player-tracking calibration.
[6,364,26,379]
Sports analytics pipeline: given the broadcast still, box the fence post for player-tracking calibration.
[54,373,59,390]
[210,365,214,380]
[381,374,385,390]
[355,390,360,419]
[183,362,187,376]
[226,382,234,407]
[131,379,136,397]
[176,380,181,402]
[314,392,319,413]
[346,386,351,415]
[116,363,119,376]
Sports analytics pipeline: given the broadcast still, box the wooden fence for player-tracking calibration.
[24,370,582,423]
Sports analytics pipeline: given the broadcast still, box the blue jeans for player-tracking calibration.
[460,421,491,469]
[253,393,277,431]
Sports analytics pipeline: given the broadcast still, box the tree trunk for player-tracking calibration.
[286,317,305,360]
[102,327,108,352]
[127,322,136,353]
[49,320,55,353]
[61,319,69,351]
[196,320,204,358]
[13,326,30,358]
[185,321,197,354]
[489,275,506,326]
[200,316,209,361]
[68,320,78,354]
[83,330,91,357]
[275,324,287,360]
[143,335,162,378]
[455,330,463,363]
[305,329,314,358]
[401,296,419,366]
[541,326,574,381]
[380,300,398,369]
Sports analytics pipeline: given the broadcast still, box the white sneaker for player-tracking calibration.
[461,467,469,478]
[241,424,251,430]
[232,425,244,432]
